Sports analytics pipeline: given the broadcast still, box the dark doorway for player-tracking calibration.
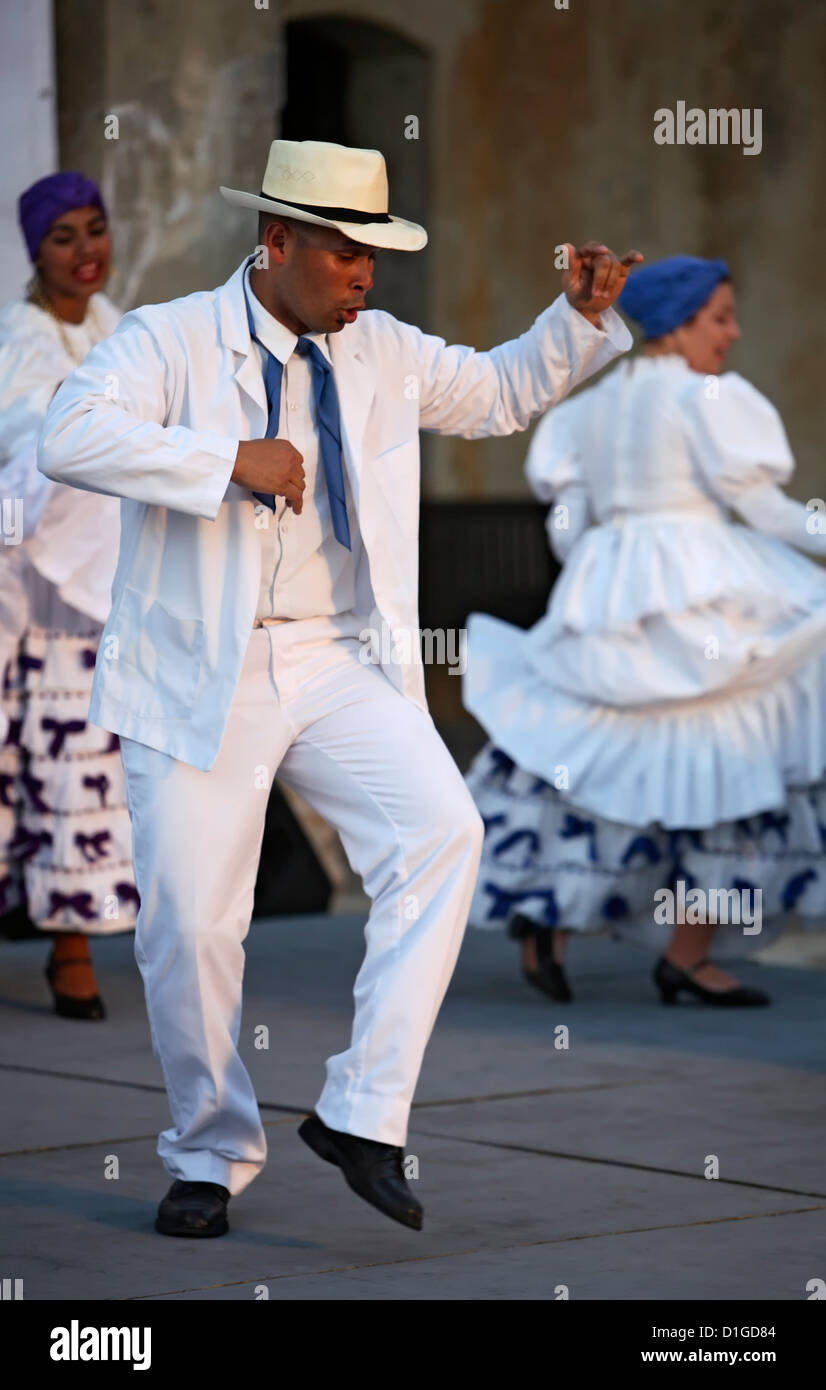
[281,17,431,330]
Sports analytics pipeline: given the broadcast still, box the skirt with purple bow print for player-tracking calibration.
[0,616,139,936]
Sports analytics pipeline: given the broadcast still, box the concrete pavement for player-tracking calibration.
[1,916,825,1300]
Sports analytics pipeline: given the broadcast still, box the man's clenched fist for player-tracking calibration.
[232,438,306,512]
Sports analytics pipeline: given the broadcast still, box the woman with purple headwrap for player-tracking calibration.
[0,172,138,1018]
[462,256,826,1006]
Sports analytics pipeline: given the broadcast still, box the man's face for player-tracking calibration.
[265,220,377,335]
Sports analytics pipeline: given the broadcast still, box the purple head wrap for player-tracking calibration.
[18,171,107,263]
[618,255,730,339]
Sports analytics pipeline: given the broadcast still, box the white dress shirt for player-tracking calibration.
[244,262,364,626]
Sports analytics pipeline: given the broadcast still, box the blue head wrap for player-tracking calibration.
[18,171,107,263]
[617,255,730,339]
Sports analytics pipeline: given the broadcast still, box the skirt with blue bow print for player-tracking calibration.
[465,743,826,959]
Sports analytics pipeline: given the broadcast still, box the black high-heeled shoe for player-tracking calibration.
[653,955,770,1007]
[44,955,106,1020]
[508,914,573,1002]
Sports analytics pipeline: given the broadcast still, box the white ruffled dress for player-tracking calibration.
[462,355,826,956]
[0,294,139,935]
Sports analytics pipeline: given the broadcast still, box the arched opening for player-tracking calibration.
[281,16,430,329]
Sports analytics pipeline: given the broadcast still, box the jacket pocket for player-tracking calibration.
[373,435,417,460]
[103,584,205,720]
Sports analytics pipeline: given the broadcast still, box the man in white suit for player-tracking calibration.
[38,139,640,1237]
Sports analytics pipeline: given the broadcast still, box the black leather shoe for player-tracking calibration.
[508,915,573,1002]
[654,955,771,1007]
[298,1112,423,1231]
[155,1180,231,1237]
[44,957,106,1020]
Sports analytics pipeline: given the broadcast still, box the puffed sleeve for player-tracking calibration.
[524,391,592,562]
[680,371,826,557]
[0,329,66,537]
[0,332,64,454]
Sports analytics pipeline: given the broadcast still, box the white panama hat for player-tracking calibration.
[219,139,427,252]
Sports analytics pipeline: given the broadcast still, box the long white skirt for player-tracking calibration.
[462,515,826,959]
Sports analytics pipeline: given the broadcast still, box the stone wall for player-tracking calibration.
[54,0,284,309]
[55,0,826,506]
[285,0,826,506]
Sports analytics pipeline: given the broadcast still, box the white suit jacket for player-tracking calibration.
[37,255,631,770]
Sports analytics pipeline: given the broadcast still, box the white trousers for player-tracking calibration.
[120,620,484,1196]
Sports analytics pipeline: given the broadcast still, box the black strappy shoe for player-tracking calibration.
[44,954,106,1020]
[508,914,573,1002]
[654,955,770,1007]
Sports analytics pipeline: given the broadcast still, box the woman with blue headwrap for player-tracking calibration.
[462,256,826,1006]
[0,172,138,1018]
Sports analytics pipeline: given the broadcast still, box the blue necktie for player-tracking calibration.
[242,273,351,550]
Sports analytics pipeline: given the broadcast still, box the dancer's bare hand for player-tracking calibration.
[232,439,305,513]
[561,241,644,325]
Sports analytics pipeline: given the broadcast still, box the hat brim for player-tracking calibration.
[219,186,427,252]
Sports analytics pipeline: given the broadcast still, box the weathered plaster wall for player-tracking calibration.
[55,0,284,309]
[56,0,826,505]
[287,0,826,506]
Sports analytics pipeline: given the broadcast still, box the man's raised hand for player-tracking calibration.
[561,241,644,325]
[232,438,306,513]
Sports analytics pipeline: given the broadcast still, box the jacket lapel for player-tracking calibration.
[216,258,269,432]
[328,332,375,510]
